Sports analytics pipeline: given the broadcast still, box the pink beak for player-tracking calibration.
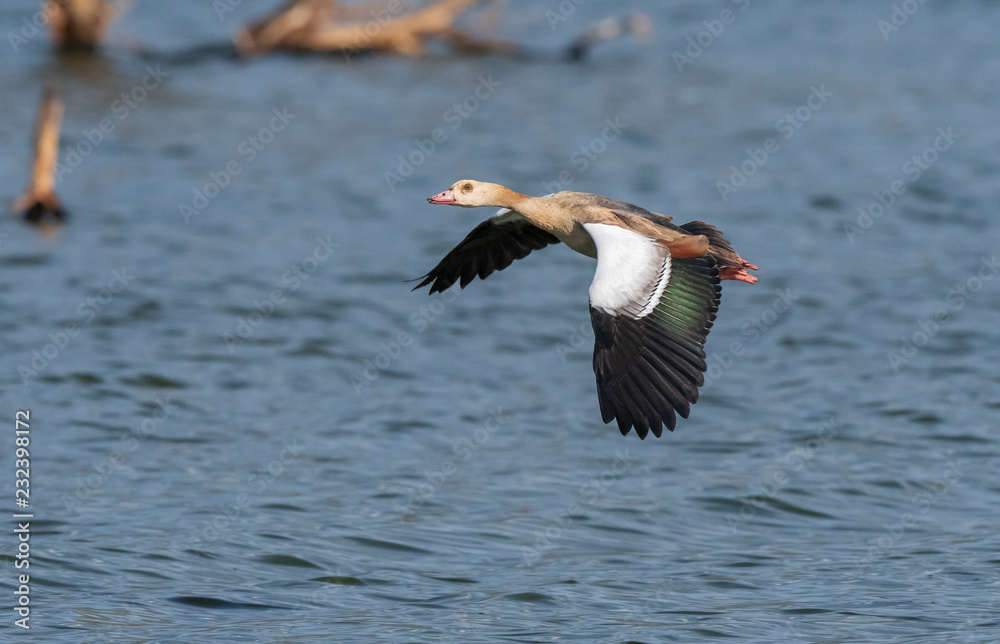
[427,189,456,205]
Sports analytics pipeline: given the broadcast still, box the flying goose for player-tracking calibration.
[415,180,758,439]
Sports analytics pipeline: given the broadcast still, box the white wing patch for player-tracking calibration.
[584,223,671,318]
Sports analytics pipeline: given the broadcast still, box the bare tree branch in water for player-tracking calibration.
[234,0,650,60]
[14,88,67,224]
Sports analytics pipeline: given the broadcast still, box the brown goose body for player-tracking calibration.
[415,180,758,438]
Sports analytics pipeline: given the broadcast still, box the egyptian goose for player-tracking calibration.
[415,180,758,439]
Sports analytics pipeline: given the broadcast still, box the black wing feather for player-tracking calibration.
[590,256,721,438]
[413,215,560,294]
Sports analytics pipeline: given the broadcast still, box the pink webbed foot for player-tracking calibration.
[720,267,758,284]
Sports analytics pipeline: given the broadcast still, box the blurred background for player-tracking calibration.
[1,0,999,641]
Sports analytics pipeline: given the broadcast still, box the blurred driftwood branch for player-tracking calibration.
[234,0,650,60]
[235,0,481,58]
[14,89,66,224]
[40,0,650,62]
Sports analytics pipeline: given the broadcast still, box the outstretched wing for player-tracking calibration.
[413,209,561,294]
[584,223,721,439]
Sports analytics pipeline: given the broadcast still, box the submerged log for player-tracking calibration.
[45,0,120,53]
[14,89,67,224]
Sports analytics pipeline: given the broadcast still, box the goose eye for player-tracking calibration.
[462,183,473,192]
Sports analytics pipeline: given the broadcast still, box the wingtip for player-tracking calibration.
[408,273,441,293]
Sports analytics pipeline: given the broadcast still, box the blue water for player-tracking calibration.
[2,1,999,642]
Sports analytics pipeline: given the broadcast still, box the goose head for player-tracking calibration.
[427,180,506,208]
